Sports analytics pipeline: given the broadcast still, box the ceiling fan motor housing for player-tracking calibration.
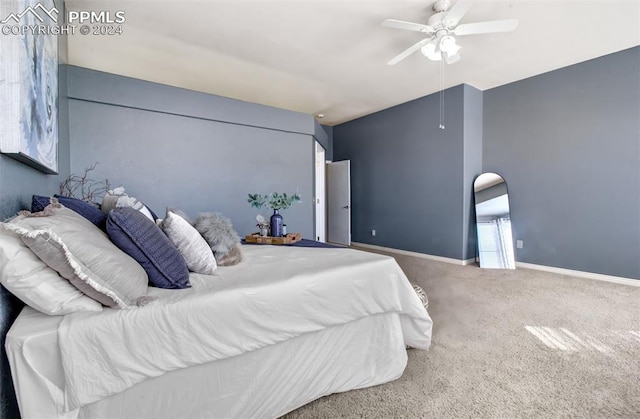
[427,12,448,31]
[432,0,451,13]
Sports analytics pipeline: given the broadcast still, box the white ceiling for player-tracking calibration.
[65,0,640,126]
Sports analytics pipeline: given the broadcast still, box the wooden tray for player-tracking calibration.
[245,233,302,245]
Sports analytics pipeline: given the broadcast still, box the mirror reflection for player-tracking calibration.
[474,173,515,269]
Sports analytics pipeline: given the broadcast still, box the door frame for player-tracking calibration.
[314,141,326,242]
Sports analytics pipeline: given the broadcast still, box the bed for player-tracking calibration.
[1,203,432,418]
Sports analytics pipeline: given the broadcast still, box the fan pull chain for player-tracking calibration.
[439,57,445,130]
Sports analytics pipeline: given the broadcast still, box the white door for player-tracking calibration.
[327,160,351,246]
[314,142,326,242]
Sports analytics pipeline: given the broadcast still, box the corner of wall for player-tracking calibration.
[57,0,69,65]
[461,84,484,260]
[313,121,333,160]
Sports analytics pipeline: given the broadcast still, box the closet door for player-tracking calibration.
[327,160,351,246]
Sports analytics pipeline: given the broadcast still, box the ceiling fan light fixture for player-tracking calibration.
[445,52,461,64]
[439,35,460,54]
[420,42,442,61]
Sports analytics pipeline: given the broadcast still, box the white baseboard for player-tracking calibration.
[351,242,475,266]
[515,262,640,287]
[351,242,639,287]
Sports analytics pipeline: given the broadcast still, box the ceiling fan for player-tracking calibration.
[383,0,518,65]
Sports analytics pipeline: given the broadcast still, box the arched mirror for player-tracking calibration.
[473,173,515,269]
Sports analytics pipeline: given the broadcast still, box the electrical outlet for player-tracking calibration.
[371,229,376,237]
[516,240,523,249]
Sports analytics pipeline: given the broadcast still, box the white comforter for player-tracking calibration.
[58,245,432,411]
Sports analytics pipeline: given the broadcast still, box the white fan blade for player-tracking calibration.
[454,19,519,36]
[382,19,434,34]
[387,38,430,65]
[443,1,471,27]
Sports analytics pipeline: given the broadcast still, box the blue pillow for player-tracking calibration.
[32,195,107,229]
[54,195,108,229]
[107,207,190,289]
[31,195,51,213]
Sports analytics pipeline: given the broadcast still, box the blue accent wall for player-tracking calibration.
[315,122,333,160]
[333,84,482,260]
[462,85,484,260]
[483,47,640,279]
[66,66,318,239]
[334,46,639,279]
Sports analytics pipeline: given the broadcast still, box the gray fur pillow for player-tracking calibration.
[195,212,242,265]
[217,243,243,266]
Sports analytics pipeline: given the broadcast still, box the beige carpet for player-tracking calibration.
[284,249,640,418]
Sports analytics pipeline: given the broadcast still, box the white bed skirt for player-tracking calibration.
[8,307,410,418]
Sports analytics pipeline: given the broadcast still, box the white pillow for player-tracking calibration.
[160,210,217,275]
[2,207,149,309]
[0,229,103,315]
[101,186,154,221]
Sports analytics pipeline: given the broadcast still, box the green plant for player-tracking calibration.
[248,192,301,210]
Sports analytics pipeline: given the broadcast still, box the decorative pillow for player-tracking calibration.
[0,228,103,315]
[406,284,429,350]
[195,212,242,266]
[32,195,107,229]
[168,207,193,225]
[31,195,51,213]
[101,187,157,221]
[107,208,190,289]
[217,243,243,267]
[159,209,217,275]
[2,206,149,309]
[56,195,108,228]
[413,284,429,311]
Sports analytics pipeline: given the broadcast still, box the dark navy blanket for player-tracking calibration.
[242,239,344,249]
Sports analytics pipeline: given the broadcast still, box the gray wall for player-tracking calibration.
[334,47,639,279]
[66,66,317,238]
[462,86,484,260]
[314,122,333,160]
[333,84,481,260]
[483,47,640,279]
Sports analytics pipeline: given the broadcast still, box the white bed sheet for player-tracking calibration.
[7,245,432,418]
[9,307,410,418]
